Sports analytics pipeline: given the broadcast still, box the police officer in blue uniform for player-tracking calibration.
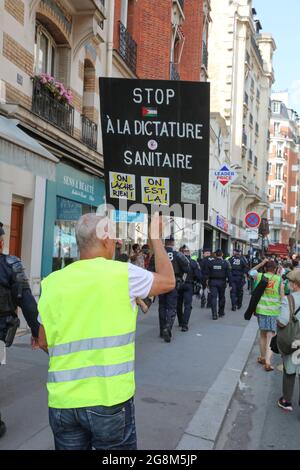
[0,222,40,438]
[198,248,214,308]
[157,236,189,342]
[205,249,232,320]
[177,246,202,332]
[229,249,249,310]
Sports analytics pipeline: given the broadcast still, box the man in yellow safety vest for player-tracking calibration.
[38,213,175,450]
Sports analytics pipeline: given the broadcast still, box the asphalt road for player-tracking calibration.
[0,291,250,450]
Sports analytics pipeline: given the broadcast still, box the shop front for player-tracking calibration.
[230,224,249,255]
[203,214,229,254]
[0,114,58,297]
[214,214,229,254]
[42,162,105,277]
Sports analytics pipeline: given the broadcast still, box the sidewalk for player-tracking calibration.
[0,291,256,450]
[215,338,300,450]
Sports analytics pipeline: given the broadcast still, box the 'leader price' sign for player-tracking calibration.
[100,78,210,218]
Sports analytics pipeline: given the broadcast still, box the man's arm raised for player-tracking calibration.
[148,214,175,297]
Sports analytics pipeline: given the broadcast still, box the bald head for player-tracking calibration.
[75,213,116,260]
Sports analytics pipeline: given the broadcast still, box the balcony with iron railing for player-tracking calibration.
[81,115,98,150]
[245,50,250,66]
[177,0,184,10]
[202,41,208,69]
[32,80,74,135]
[170,62,180,81]
[119,21,137,74]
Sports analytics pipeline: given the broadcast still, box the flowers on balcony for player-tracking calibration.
[31,73,73,105]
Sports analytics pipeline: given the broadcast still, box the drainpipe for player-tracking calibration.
[106,0,115,77]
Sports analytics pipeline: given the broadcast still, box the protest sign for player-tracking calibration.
[100,78,210,218]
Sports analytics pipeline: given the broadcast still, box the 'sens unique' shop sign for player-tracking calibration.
[99,78,210,218]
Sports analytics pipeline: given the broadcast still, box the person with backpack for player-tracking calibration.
[249,259,284,371]
[276,269,300,411]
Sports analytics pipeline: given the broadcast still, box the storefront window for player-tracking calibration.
[52,197,96,271]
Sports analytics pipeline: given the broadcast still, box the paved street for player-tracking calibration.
[215,339,300,450]
[0,292,250,450]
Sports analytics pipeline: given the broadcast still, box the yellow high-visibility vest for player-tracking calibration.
[255,273,282,317]
[38,258,137,409]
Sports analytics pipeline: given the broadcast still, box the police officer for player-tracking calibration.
[158,236,189,342]
[0,222,40,438]
[199,248,214,308]
[205,249,232,320]
[177,246,202,332]
[229,249,249,311]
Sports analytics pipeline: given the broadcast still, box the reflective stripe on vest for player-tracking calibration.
[48,360,135,383]
[259,297,281,304]
[48,332,136,358]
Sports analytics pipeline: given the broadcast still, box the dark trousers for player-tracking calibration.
[201,281,211,307]
[177,283,193,327]
[230,278,244,308]
[210,280,226,317]
[283,367,300,403]
[159,288,178,333]
[0,317,7,342]
[49,398,136,450]
[0,318,5,427]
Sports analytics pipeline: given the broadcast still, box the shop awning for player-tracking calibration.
[0,115,58,181]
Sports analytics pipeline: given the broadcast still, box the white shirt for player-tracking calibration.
[128,263,154,310]
[38,263,154,323]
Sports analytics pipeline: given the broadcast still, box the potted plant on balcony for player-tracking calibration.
[31,73,73,105]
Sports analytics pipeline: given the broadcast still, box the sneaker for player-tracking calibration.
[162,328,171,343]
[0,420,6,438]
[181,326,189,332]
[277,397,293,412]
[231,306,237,311]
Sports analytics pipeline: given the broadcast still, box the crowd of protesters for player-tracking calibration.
[2,211,300,449]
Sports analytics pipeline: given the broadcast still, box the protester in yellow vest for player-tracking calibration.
[38,213,175,450]
[249,259,284,372]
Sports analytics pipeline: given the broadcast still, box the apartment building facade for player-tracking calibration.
[268,92,300,251]
[0,0,127,288]
[208,0,276,253]
[113,0,210,82]
[112,0,214,251]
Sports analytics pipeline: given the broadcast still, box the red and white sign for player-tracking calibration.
[245,212,261,228]
[215,165,237,187]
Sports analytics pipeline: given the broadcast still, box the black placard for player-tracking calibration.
[99,78,210,218]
